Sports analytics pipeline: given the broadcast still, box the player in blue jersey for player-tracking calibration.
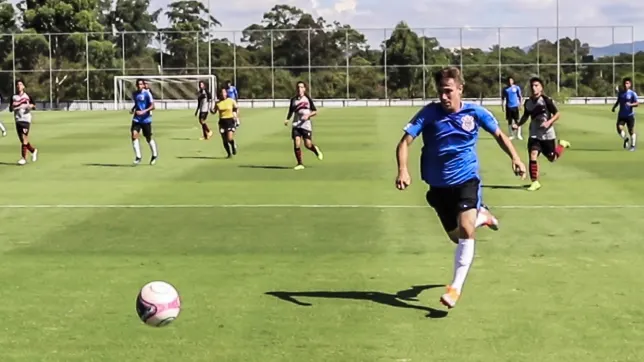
[225,81,238,100]
[129,78,159,165]
[502,77,523,140]
[612,77,639,151]
[395,67,526,309]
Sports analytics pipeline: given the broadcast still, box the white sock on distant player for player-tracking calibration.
[132,139,142,159]
[507,125,514,137]
[632,134,637,147]
[149,139,158,157]
[0,121,6,133]
[451,238,475,292]
[516,125,522,136]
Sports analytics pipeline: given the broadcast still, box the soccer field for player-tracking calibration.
[0,105,643,361]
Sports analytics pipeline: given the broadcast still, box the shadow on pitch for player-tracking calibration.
[571,148,616,152]
[239,164,291,170]
[265,284,448,319]
[176,156,228,160]
[482,184,528,190]
[83,163,134,167]
[170,137,194,141]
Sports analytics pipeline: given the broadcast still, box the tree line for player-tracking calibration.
[0,1,641,103]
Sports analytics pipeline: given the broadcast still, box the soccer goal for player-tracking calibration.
[114,75,217,110]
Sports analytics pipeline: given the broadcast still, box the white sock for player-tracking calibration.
[474,211,487,228]
[132,139,142,159]
[516,126,521,136]
[149,139,158,157]
[507,125,514,136]
[0,121,5,132]
[451,238,475,292]
[632,134,637,147]
[620,130,627,139]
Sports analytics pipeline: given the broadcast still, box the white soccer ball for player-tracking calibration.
[136,281,181,327]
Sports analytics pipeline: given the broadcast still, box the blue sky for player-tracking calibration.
[187,0,644,48]
[9,0,644,48]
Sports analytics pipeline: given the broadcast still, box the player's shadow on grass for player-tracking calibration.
[265,284,448,319]
[571,148,616,152]
[176,156,228,160]
[83,163,134,167]
[239,165,291,170]
[482,184,528,190]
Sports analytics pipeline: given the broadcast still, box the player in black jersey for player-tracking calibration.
[195,81,213,140]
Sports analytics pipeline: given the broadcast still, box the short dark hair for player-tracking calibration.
[15,79,24,87]
[136,78,145,85]
[433,67,464,86]
[623,77,632,84]
[529,76,544,86]
[507,76,514,81]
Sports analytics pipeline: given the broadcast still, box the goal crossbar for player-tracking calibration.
[114,75,217,110]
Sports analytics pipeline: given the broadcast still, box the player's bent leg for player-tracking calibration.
[617,121,629,149]
[475,204,499,231]
[628,121,636,151]
[0,121,6,136]
[227,131,237,156]
[293,135,304,170]
[303,138,322,161]
[527,148,541,191]
[441,207,477,309]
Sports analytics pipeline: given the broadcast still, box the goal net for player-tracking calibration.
[114,75,217,110]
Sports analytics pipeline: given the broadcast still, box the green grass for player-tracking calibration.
[0,105,643,362]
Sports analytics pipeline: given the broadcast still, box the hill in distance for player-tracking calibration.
[521,41,644,56]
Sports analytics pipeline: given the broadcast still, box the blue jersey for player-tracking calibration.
[617,89,638,118]
[403,102,499,187]
[226,86,238,100]
[132,90,154,123]
[503,85,522,108]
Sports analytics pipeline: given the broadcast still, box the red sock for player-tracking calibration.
[309,145,319,156]
[21,144,27,158]
[529,160,539,181]
[294,148,303,165]
[554,144,564,158]
[26,143,35,153]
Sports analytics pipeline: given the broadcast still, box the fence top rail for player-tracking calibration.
[0,25,634,37]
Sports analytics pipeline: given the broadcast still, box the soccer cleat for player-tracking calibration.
[232,143,237,155]
[315,146,323,160]
[133,157,141,165]
[1,130,6,137]
[630,146,636,152]
[207,130,213,139]
[17,158,26,165]
[527,180,542,191]
[294,164,305,170]
[479,205,499,231]
[439,285,460,309]
[31,149,38,163]
[624,138,630,149]
[559,139,571,149]
[150,156,157,165]
[517,134,523,140]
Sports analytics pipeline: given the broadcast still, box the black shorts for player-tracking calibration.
[505,106,520,123]
[199,112,209,121]
[131,121,153,139]
[15,121,30,137]
[528,137,556,157]
[425,178,481,232]
[291,127,312,140]
[617,116,635,131]
[218,118,236,133]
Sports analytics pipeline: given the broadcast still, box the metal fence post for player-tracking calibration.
[308,28,312,97]
[383,28,388,99]
[270,30,274,99]
[86,33,90,102]
[422,28,426,99]
[48,33,53,109]
[345,28,349,99]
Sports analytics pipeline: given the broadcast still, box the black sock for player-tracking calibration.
[230,140,236,154]
[223,139,231,156]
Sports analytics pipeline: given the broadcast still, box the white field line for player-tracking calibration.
[0,204,642,209]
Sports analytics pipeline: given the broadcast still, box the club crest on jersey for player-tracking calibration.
[461,115,475,132]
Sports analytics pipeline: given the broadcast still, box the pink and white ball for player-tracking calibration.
[136,281,181,327]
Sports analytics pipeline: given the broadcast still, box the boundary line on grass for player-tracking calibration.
[0,204,643,209]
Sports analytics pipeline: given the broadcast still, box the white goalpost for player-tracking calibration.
[113,75,217,110]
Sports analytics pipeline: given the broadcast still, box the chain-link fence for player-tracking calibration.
[0,25,636,105]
